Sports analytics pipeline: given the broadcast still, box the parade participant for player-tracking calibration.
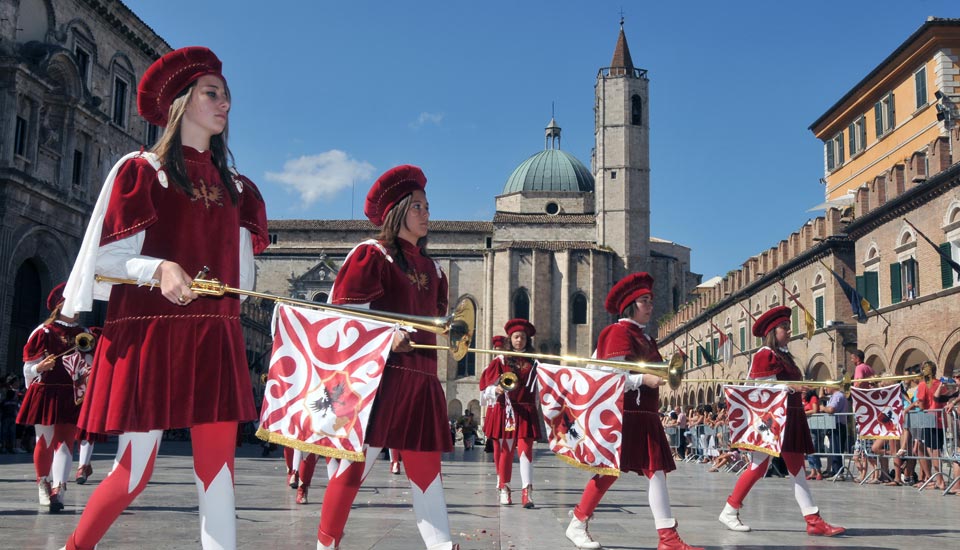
[74,428,106,485]
[565,273,702,550]
[16,283,91,513]
[316,165,458,550]
[282,446,320,503]
[57,46,269,550]
[479,319,541,508]
[389,449,402,475]
[486,335,507,461]
[718,306,845,537]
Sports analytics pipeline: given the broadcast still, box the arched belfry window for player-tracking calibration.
[513,288,530,320]
[572,292,587,325]
[631,94,643,126]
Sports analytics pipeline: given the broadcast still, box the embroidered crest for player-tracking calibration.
[191,178,224,208]
[406,269,429,291]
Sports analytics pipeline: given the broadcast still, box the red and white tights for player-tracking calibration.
[319,446,453,550]
[726,451,817,515]
[34,424,76,487]
[65,421,238,550]
[494,437,534,489]
[574,470,679,529]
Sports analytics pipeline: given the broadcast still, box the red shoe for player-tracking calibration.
[656,524,704,550]
[521,486,534,509]
[49,484,65,514]
[76,464,93,485]
[296,485,308,504]
[804,513,845,536]
[814,472,823,481]
[288,470,299,489]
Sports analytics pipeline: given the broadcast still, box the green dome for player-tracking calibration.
[503,149,595,194]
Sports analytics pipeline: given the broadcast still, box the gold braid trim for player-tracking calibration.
[255,429,366,462]
[731,442,780,457]
[859,434,900,441]
[554,453,621,477]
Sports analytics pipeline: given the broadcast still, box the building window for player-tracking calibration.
[610,170,617,179]
[874,92,895,138]
[72,150,84,186]
[545,202,559,215]
[112,76,128,127]
[269,234,278,245]
[856,271,879,309]
[848,115,866,156]
[631,94,642,126]
[814,295,824,329]
[75,46,90,88]
[739,325,746,351]
[571,293,587,325]
[914,67,927,110]
[313,292,328,303]
[791,306,799,336]
[14,116,28,156]
[941,241,959,289]
[889,258,918,304]
[485,236,492,248]
[513,288,530,320]
[146,124,160,146]
[825,132,844,171]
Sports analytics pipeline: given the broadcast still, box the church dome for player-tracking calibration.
[503,148,595,194]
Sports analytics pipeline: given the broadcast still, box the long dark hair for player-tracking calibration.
[376,193,429,272]
[151,82,238,205]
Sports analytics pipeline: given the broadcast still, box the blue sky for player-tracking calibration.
[125,0,954,279]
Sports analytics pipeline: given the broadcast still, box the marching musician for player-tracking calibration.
[58,46,269,550]
[16,283,92,513]
[316,165,458,550]
[718,305,845,536]
[479,319,541,508]
[565,273,702,550]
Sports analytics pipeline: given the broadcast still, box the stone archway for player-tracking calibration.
[4,261,44,376]
[447,399,463,420]
[890,336,936,375]
[808,362,831,381]
[862,343,889,375]
[937,328,960,378]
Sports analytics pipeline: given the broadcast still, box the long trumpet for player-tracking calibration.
[94,272,476,361]
[680,370,926,396]
[414,343,685,390]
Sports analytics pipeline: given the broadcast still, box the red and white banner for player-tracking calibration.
[61,352,90,405]
[257,304,397,461]
[851,384,903,440]
[537,363,625,476]
[724,385,789,457]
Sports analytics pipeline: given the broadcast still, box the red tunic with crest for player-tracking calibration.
[16,321,86,426]
[748,347,815,454]
[78,146,268,433]
[595,319,675,474]
[331,238,452,452]
[479,356,542,440]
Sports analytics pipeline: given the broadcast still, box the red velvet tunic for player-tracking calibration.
[748,347,815,454]
[16,321,85,426]
[479,356,542,440]
[331,238,452,452]
[595,320,675,474]
[78,147,267,433]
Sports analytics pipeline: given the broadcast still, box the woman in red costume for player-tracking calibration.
[17,283,92,513]
[565,273,702,550]
[58,46,268,550]
[316,165,458,550]
[718,305,845,537]
[479,319,541,508]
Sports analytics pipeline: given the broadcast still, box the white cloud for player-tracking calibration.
[265,150,375,206]
[410,111,445,129]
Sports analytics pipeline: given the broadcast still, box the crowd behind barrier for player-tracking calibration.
[660,400,959,496]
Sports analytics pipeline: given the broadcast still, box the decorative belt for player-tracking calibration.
[386,363,437,377]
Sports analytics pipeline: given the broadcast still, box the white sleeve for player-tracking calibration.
[97,233,162,285]
[23,359,42,389]
[481,385,499,406]
[751,375,788,392]
[238,228,255,300]
[593,354,641,389]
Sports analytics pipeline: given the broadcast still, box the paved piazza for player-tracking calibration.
[1,440,957,549]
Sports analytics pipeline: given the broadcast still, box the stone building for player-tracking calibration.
[256,22,701,421]
[658,17,960,409]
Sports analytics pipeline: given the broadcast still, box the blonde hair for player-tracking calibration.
[375,193,429,271]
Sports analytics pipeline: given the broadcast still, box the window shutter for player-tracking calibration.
[940,243,954,289]
[826,142,834,171]
[740,327,746,351]
[858,117,867,149]
[837,136,844,164]
[856,275,866,298]
[890,262,902,304]
[791,307,799,335]
[888,93,896,128]
[815,296,824,328]
[864,271,879,308]
[874,102,883,136]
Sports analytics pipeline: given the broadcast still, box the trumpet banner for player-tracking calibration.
[256,304,396,461]
[851,385,903,440]
[724,385,789,457]
[60,351,89,405]
[536,363,625,476]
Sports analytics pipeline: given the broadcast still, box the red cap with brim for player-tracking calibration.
[752,306,791,337]
[504,319,536,338]
[364,165,427,227]
[604,272,654,315]
[491,335,506,347]
[137,46,224,127]
[47,282,66,312]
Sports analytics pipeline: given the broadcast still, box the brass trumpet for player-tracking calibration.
[498,371,519,391]
[94,273,476,361]
[680,370,926,397]
[50,332,96,360]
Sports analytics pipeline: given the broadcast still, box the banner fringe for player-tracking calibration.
[255,428,366,462]
[731,442,780,458]
[554,453,621,477]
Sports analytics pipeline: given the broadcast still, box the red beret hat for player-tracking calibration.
[47,282,66,312]
[504,318,536,338]
[138,46,224,127]
[752,305,791,338]
[604,272,654,315]
[491,335,506,347]
[364,165,427,227]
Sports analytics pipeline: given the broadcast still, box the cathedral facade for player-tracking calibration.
[256,23,701,419]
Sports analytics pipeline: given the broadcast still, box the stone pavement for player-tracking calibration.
[1,440,958,549]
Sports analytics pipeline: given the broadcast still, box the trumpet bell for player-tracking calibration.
[75,332,96,353]
[499,371,519,391]
[446,297,476,362]
[667,353,684,391]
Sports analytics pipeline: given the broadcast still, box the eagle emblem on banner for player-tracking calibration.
[851,384,904,440]
[724,384,789,457]
[537,363,625,476]
[256,304,396,461]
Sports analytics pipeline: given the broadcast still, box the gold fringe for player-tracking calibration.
[554,453,621,477]
[255,428,366,462]
[859,434,900,441]
[732,442,780,458]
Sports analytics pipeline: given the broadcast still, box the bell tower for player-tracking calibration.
[593,18,650,280]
